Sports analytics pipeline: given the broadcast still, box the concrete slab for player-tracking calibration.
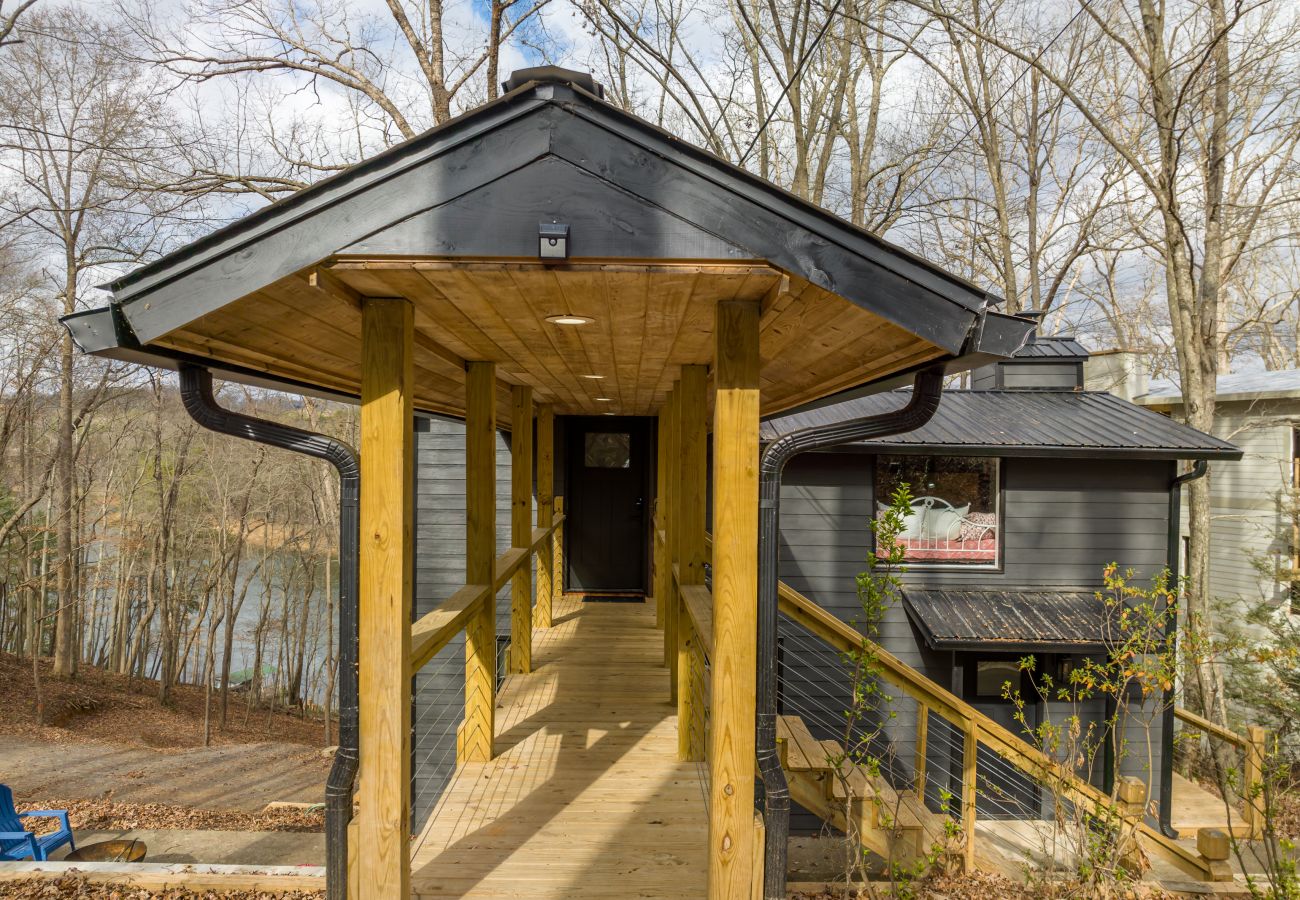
[48,829,324,867]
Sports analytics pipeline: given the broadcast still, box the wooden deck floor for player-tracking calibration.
[409,595,709,899]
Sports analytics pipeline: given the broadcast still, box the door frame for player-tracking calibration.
[561,415,657,595]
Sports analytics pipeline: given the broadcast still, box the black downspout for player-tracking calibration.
[1159,458,1208,837]
[757,366,945,900]
[178,365,359,900]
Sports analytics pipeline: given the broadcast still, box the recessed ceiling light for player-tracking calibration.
[595,397,613,402]
[545,314,594,326]
[582,374,605,380]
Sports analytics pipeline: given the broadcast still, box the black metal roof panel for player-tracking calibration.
[92,67,1034,362]
[902,589,1115,651]
[1011,335,1089,359]
[759,389,1241,460]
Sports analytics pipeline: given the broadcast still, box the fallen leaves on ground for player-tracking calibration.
[0,653,328,751]
[18,797,323,834]
[1,876,322,899]
[791,871,1175,899]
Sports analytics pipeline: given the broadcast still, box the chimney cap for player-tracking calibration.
[502,67,606,99]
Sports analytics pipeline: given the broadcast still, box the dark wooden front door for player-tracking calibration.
[564,416,653,593]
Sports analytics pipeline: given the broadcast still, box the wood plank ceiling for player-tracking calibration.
[153,259,946,424]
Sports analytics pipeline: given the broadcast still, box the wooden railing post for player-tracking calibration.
[664,385,680,686]
[961,719,978,874]
[915,703,929,801]
[509,385,533,674]
[461,361,496,764]
[1244,725,1267,839]
[678,365,707,761]
[357,297,413,899]
[655,407,670,630]
[708,300,760,900]
[552,495,564,607]
[534,403,554,630]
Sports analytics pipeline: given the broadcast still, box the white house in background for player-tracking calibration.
[1088,355,1300,613]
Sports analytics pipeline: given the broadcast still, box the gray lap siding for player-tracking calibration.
[776,451,1173,823]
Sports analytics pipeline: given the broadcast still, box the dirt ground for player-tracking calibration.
[0,652,329,750]
[0,652,331,830]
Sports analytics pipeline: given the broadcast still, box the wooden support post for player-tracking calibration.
[357,297,413,900]
[664,386,680,680]
[915,703,929,801]
[708,301,760,900]
[677,365,707,762]
[462,361,496,764]
[655,408,670,629]
[553,495,564,606]
[1244,725,1267,839]
[509,385,533,675]
[534,403,554,630]
[961,720,978,874]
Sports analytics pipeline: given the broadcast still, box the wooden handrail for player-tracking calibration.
[409,514,565,677]
[680,585,714,658]
[1174,706,1248,750]
[773,580,1216,881]
[409,583,491,676]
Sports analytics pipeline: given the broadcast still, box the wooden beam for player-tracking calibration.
[409,583,491,676]
[462,360,496,764]
[534,403,555,629]
[357,297,413,900]
[708,299,760,900]
[510,385,534,675]
[677,364,707,762]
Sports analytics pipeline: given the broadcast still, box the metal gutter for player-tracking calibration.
[177,366,358,900]
[756,366,945,900]
[1160,458,1208,837]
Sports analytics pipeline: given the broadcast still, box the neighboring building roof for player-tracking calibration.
[760,389,1242,460]
[1139,370,1300,405]
[1009,335,1089,359]
[902,589,1117,652]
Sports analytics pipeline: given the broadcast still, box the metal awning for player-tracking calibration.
[902,588,1124,652]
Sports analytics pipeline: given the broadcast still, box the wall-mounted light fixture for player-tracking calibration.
[539,222,570,259]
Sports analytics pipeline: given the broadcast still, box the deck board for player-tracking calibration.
[410,595,708,898]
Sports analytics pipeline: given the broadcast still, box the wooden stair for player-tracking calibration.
[776,715,932,867]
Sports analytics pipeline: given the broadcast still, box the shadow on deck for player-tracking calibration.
[409,595,708,899]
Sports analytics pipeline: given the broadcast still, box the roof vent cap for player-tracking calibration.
[502,66,605,99]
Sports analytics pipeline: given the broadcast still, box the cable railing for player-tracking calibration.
[772,581,1233,882]
[404,503,565,838]
[1174,706,1268,840]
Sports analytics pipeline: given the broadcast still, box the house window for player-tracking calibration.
[874,455,999,567]
[584,432,630,468]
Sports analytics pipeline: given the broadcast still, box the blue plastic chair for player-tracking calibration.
[0,785,75,861]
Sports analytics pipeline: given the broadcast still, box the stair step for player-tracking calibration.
[777,715,830,771]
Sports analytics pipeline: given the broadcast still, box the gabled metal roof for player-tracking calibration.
[85,68,1031,363]
[760,389,1241,460]
[902,588,1117,651]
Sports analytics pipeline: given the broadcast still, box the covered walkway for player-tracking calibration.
[410,594,707,898]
